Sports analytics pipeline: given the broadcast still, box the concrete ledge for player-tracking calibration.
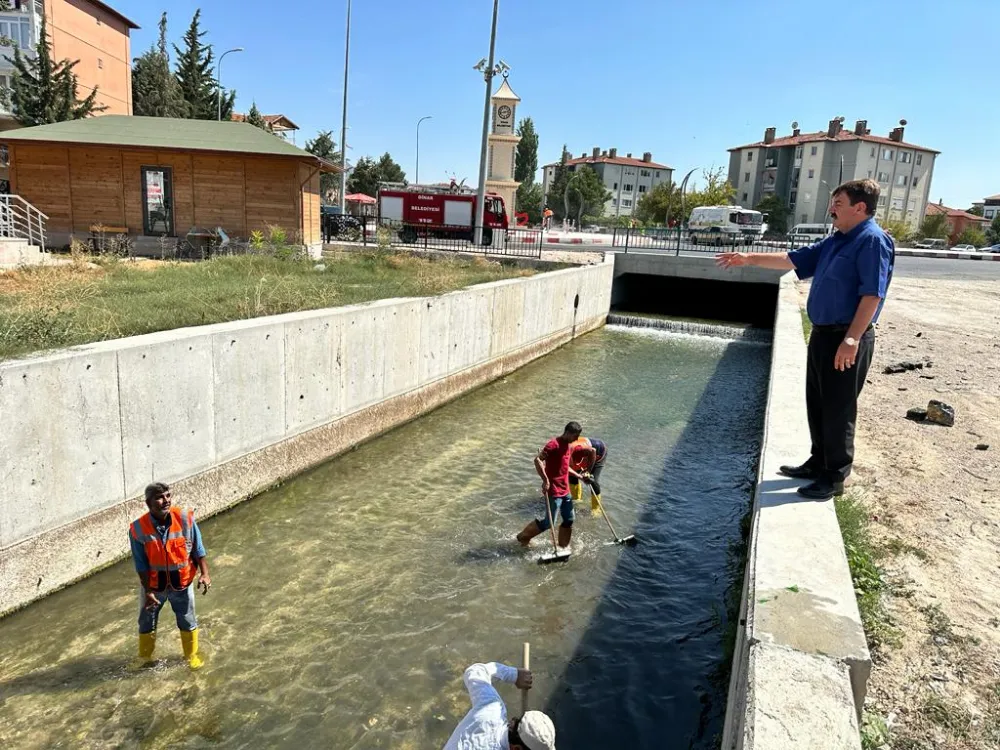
[744,644,861,749]
[1,259,614,616]
[722,273,870,749]
[613,252,786,284]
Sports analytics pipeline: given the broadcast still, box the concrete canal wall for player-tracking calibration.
[721,273,869,750]
[0,259,614,616]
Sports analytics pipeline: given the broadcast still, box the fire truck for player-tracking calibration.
[377,182,510,246]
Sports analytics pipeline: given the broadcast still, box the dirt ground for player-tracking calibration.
[799,276,1000,749]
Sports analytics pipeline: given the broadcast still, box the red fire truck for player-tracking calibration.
[377,182,510,246]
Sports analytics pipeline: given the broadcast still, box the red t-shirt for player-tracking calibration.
[540,438,572,497]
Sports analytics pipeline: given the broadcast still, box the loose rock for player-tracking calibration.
[906,407,928,422]
[976,444,990,451]
[926,400,955,427]
[884,360,929,374]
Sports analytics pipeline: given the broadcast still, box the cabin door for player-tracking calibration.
[141,166,174,236]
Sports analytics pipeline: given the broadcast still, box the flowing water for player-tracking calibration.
[0,325,769,750]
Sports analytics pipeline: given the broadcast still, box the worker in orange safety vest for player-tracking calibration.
[128,482,211,670]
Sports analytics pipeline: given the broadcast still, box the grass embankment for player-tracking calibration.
[0,252,535,360]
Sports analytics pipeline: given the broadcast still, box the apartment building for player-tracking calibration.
[0,0,137,128]
[977,194,1000,222]
[541,147,673,218]
[727,119,939,229]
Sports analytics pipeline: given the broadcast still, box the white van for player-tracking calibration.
[688,206,764,245]
[788,223,833,245]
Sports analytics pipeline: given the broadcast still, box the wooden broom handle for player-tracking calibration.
[521,642,530,716]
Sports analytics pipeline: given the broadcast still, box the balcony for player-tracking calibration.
[761,167,777,194]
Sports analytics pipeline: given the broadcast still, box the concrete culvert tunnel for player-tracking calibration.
[610,253,784,329]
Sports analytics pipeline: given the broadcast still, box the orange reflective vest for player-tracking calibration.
[129,507,196,592]
[569,437,596,473]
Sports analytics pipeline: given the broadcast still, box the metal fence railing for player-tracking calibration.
[0,194,48,250]
[353,218,543,259]
[610,226,794,255]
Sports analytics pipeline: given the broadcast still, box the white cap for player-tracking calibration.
[519,711,556,750]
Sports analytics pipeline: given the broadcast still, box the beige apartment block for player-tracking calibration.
[728,119,939,230]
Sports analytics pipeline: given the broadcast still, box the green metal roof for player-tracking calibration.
[1,116,339,169]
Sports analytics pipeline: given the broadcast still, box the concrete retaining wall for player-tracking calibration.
[721,273,869,749]
[0,259,614,616]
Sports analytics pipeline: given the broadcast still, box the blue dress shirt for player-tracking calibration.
[788,217,895,326]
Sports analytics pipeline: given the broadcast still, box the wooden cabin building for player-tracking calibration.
[0,116,338,255]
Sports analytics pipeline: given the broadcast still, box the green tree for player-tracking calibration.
[968,204,984,217]
[305,130,341,203]
[545,146,573,221]
[347,152,407,197]
[245,101,270,131]
[955,225,986,247]
[174,9,234,120]
[879,218,913,243]
[918,212,951,240]
[3,16,103,126]
[987,215,1000,245]
[516,182,543,224]
[685,167,737,212]
[514,117,540,222]
[132,12,188,118]
[754,193,790,234]
[564,166,611,226]
[635,181,679,225]
[514,117,538,185]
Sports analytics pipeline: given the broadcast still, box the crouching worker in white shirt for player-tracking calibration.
[443,661,556,750]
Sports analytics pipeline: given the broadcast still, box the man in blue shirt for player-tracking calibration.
[717,179,894,499]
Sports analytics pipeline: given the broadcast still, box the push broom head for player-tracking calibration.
[537,549,572,564]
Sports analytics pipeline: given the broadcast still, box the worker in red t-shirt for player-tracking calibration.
[516,421,583,550]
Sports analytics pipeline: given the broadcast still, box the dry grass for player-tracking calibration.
[0,252,535,360]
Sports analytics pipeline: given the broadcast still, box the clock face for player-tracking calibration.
[497,105,512,120]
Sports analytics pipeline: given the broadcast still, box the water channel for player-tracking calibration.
[0,324,770,749]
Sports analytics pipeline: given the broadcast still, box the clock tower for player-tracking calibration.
[486,74,522,216]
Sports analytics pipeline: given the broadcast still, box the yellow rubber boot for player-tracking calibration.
[570,481,582,502]
[129,632,156,670]
[591,492,603,516]
[180,629,204,670]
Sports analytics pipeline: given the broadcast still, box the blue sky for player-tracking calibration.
[114,0,999,208]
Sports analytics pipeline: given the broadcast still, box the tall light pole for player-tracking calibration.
[217,47,243,121]
[820,180,834,232]
[416,115,432,185]
[472,0,500,247]
[339,0,352,212]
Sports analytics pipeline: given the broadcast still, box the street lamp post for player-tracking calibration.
[820,180,834,232]
[217,47,244,121]
[415,116,432,185]
[339,0,352,213]
[472,0,501,247]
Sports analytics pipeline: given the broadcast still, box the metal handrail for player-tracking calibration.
[0,194,48,250]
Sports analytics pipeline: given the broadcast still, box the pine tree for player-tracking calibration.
[132,13,188,118]
[514,118,538,185]
[173,9,235,119]
[514,118,540,221]
[3,16,103,126]
[305,130,341,201]
[245,101,270,131]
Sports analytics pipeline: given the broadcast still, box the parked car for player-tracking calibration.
[952,244,977,252]
[912,238,948,250]
[984,244,1000,254]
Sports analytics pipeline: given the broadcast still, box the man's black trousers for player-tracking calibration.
[805,325,875,483]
